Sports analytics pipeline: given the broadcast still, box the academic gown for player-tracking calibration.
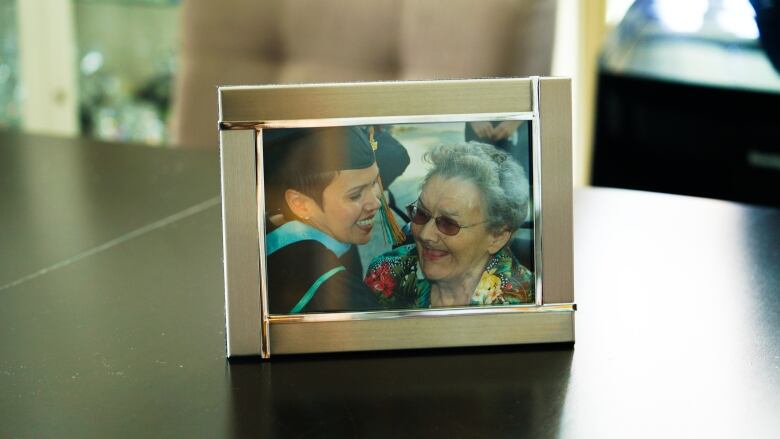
[265,221,382,314]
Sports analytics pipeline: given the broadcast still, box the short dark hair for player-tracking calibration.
[276,170,338,220]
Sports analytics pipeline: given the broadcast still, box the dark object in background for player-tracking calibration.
[753,0,780,73]
[591,0,780,207]
[592,72,780,206]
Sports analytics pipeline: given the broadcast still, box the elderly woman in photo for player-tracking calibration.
[364,142,534,308]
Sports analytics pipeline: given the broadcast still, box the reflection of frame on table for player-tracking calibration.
[219,78,574,358]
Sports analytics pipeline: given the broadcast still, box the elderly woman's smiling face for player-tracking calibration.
[412,175,510,287]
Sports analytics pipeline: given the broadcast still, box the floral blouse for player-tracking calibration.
[364,244,534,309]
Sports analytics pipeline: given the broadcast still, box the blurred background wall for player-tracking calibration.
[1,0,778,197]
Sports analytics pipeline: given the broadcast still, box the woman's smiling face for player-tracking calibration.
[308,164,382,244]
[412,175,508,286]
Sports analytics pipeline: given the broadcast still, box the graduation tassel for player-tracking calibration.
[368,126,405,246]
[377,175,406,246]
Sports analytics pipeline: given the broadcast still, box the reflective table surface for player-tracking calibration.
[1,131,779,438]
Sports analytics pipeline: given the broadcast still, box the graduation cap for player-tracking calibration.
[264,126,375,178]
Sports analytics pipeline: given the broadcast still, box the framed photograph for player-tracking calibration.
[219,77,574,358]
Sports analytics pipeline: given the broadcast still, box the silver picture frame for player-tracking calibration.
[219,77,574,358]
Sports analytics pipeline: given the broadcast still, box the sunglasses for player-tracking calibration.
[406,202,486,236]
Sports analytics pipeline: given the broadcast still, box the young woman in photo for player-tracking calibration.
[264,126,406,314]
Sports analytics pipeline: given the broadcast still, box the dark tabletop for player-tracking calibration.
[1,130,779,438]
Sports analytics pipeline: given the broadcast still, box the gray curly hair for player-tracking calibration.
[422,141,529,234]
